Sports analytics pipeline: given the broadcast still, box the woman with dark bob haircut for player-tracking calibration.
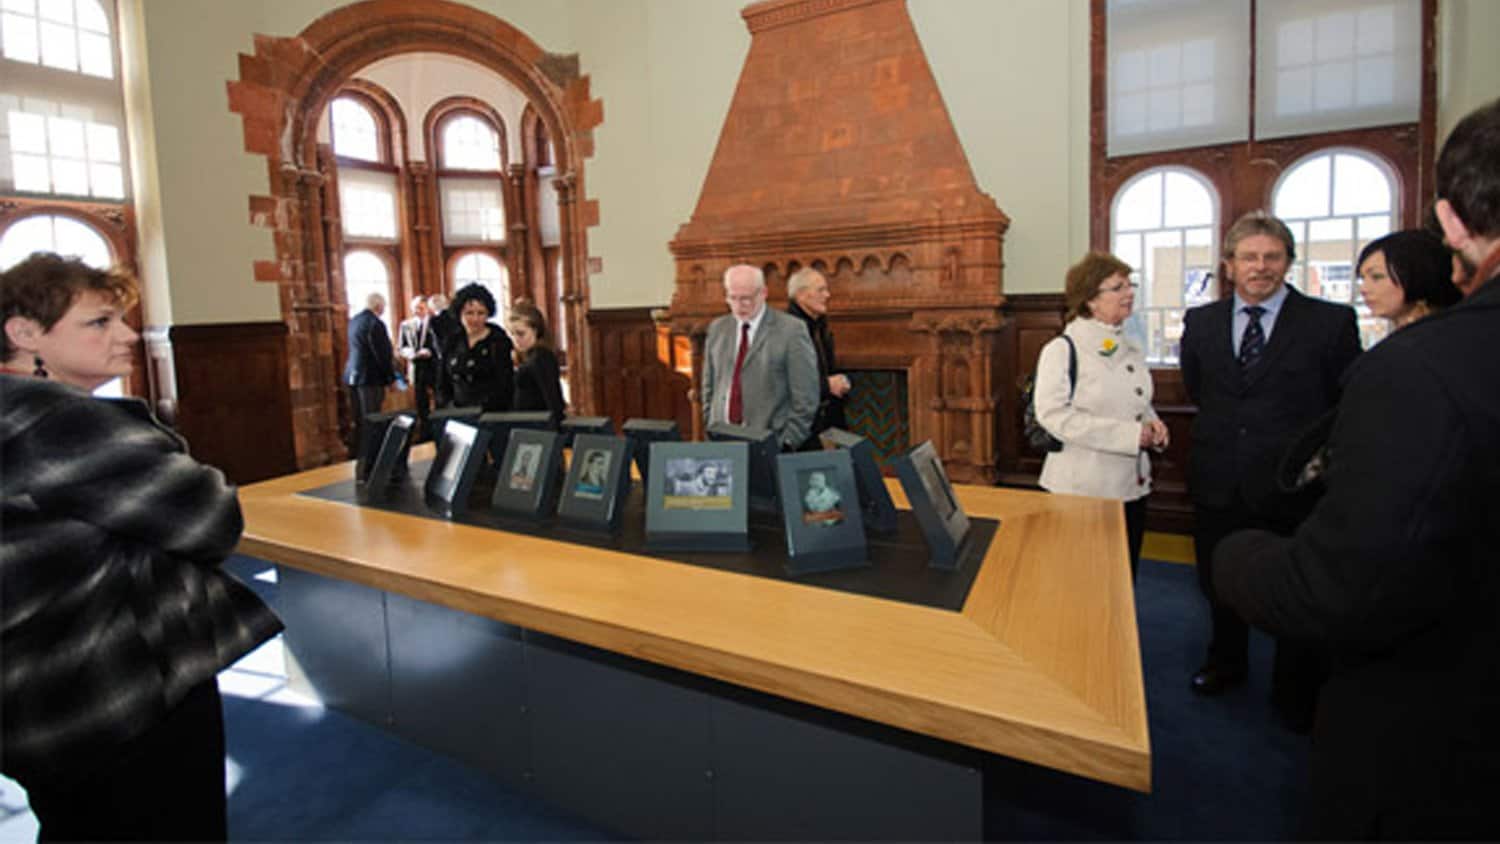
[442,281,515,411]
[1033,251,1169,578]
[1356,229,1462,331]
[0,252,281,840]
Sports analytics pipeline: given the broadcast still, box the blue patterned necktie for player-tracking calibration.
[1238,305,1266,371]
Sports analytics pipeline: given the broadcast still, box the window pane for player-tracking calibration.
[11,153,49,191]
[52,215,109,266]
[0,214,110,270]
[441,178,506,243]
[1163,170,1213,227]
[90,161,122,198]
[2,0,37,14]
[51,157,87,194]
[1114,172,1162,231]
[78,29,109,77]
[38,19,75,70]
[48,116,85,158]
[39,0,71,24]
[1332,153,1392,215]
[8,110,47,153]
[330,98,380,162]
[442,115,500,170]
[76,0,108,33]
[343,251,394,333]
[86,121,118,162]
[1,11,39,62]
[1272,153,1331,219]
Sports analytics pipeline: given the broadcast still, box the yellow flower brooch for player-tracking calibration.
[1099,338,1119,357]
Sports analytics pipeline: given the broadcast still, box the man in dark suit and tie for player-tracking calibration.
[343,292,397,458]
[700,264,819,451]
[398,295,440,439]
[1179,211,1361,723]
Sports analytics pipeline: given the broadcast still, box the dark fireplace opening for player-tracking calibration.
[843,370,909,466]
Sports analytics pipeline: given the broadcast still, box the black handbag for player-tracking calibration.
[1019,335,1076,454]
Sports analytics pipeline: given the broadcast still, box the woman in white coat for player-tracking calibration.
[1035,252,1169,578]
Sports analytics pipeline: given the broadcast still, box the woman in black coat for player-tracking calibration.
[442,283,514,412]
[507,299,566,427]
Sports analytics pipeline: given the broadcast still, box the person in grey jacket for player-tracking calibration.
[700,264,819,451]
[0,253,281,841]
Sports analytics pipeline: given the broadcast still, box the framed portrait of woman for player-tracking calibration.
[556,434,632,532]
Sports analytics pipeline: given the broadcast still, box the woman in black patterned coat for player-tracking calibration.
[0,253,281,841]
[441,282,515,412]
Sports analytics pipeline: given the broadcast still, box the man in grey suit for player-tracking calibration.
[700,264,819,451]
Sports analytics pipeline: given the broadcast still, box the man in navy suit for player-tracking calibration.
[1179,211,1361,724]
[343,292,396,458]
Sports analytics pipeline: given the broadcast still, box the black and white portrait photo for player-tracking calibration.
[663,457,733,510]
[799,468,844,527]
[574,449,610,499]
[509,442,542,492]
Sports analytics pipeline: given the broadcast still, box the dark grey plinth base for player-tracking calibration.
[278,566,984,840]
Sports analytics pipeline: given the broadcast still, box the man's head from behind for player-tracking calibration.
[723,264,766,322]
[1435,97,1500,293]
[366,292,386,315]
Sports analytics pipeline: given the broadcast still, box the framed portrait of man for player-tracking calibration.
[425,420,492,519]
[556,434,632,531]
[645,441,750,551]
[775,450,868,574]
[893,440,971,568]
[358,414,414,504]
[818,427,898,535]
[490,428,564,520]
[622,418,680,489]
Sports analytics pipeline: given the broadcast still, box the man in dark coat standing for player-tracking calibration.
[1213,97,1500,839]
[786,267,850,450]
[1179,211,1362,726]
[343,292,395,458]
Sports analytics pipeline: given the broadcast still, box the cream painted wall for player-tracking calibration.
[1437,0,1500,146]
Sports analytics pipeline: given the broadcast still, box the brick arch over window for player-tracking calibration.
[227,0,602,468]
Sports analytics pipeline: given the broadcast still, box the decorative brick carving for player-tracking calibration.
[669,0,1009,482]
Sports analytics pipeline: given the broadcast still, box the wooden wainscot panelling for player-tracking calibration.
[587,307,694,435]
[169,322,297,486]
[997,294,1196,534]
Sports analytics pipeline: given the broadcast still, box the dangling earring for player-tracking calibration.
[32,355,47,379]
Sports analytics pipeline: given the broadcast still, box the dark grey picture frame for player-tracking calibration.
[818,427,898,535]
[478,410,554,467]
[425,421,492,519]
[556,433,632,532]
[358,414,414,504]
[427,406,483,444]
[893,440,971,569]
[489,428,564,520]
[645,441,751,552]
[357,409,411,483]
[775,450,868,574]
[622,417,680,489]
[706,421,779,516]
[559,415,616,448]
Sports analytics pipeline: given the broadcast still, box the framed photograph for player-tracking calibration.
[490,428,564,520]
[818,427,898,535]
[479,410,554,467]
[706,421,779,516]
[556,434,632,531]
[358,414,414,503]
[427,406,483,444]
[357,410,411,484]
[559,415,616,448]
[893,441,971,568]
[424,420,492,519]
[622,417,680,489]
[645,441,750,551]
[776,450,868,574]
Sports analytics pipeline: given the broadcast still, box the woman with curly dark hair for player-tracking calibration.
[441,282,514,411]
[507,298,566,426]
[0,252,281,840]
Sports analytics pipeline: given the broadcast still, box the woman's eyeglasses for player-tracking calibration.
[1099,281,1139,294]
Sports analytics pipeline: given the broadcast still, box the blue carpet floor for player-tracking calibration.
[0,556,1311,841]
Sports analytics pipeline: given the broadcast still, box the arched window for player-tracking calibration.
[330,96,381,163]
[440,114,501,171]
[0,0,113,78]
[1272,149,1397,347]
[0,213,113,269]
[452,251,509,324]
[1110,166,1219,365]
[343,250,394,335]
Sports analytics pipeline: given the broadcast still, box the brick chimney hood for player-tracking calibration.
[669,0,1013,482]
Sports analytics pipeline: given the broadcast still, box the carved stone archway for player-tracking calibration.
[228,0,601,468]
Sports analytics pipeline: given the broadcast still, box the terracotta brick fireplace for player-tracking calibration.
[668,0,1010,483]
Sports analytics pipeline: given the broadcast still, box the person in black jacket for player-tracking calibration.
[0,253,281,840]
[1178,211,1362,726]
[507,299,566,427]
[426,292,459,406]
[785,268,850,450]
[1213,97,1500,839]
[442,283,513,412]
[343,292,396,457]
